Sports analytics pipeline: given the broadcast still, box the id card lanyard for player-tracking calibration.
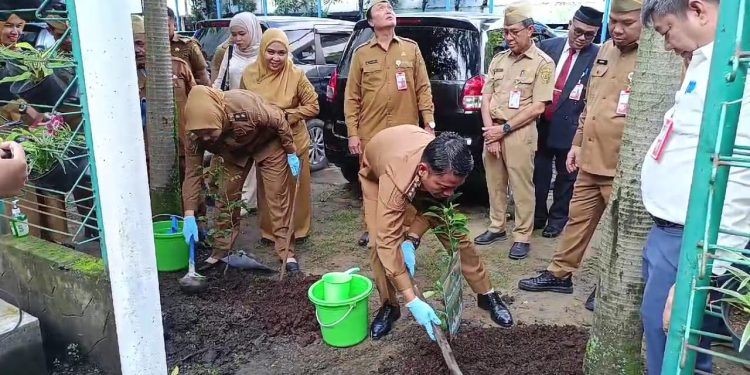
[569,68,589,101]
[509,70,525,109]
[616,72,633,116]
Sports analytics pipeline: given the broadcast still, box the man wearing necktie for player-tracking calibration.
[533,6,603,239]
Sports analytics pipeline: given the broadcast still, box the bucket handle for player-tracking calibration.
[153,214,184,220]
[316,304,355,328]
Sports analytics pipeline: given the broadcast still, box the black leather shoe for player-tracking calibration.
[358,232,369,247]
[508,242,530,260]
[585,287,596,311]
[477,292,513,327]
[542,225,562,238]
[518,270,573,293]
[474,230,507,245]
[285,261,301,274]
[534,222,546,230]
[370,305,400,339]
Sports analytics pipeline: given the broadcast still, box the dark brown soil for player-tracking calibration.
[728,305,750,337]
[159,265,320,370]
[378,324,589,375]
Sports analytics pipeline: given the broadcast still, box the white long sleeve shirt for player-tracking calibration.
[641,42,750,274]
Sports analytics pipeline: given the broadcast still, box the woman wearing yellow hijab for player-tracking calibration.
[181,86,303,273]
[241,29,319,242]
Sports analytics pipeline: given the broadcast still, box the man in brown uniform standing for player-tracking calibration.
[168,7,211,86]
[474,3,555,261]
[519,0,643,311]
[345,0,435,247]
[133,15,196,177]
[362,125,513,339]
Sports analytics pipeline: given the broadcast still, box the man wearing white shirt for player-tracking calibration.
[641,0,749,373]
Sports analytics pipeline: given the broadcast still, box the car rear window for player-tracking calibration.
[340,25,480,81]
[195,26,230,62]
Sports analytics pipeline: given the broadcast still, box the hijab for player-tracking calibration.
[229,12,262,60]
[184,86,226,133]
[241,29,304,109]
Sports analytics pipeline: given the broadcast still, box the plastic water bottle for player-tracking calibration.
[10,200,29,238]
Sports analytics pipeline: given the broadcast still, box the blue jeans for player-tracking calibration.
[641,224,717,374]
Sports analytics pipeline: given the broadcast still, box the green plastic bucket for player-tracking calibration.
[308,274,373,347]
[153,220,189,272]
[322,272,353,302]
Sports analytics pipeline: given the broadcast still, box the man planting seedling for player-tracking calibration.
[359,125,513,341]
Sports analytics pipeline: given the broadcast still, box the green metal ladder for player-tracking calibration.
[662,0,750,374]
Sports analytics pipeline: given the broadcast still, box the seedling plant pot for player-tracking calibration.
[10,73,67,108]
[0,63,21,102]
[29,147,88,192]
[720,279,750,361]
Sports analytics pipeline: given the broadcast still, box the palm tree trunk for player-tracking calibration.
[144,0,181,215]
[583,28,683,374]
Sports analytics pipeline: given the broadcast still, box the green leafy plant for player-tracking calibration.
[198,157,254,249]
[704,265,750,351]
[1,119,85,177]
[422,194,469,335]
[0,42,73,85]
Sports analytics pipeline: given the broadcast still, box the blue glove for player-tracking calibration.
[401,241,416,277]
[183,216,199,244]
[407,298,441,341]
[287,153,300,177]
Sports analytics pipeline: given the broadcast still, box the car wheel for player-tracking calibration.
[307,119,328,172]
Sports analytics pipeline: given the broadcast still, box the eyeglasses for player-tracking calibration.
[503,27,527,38]
[571,27,597,40]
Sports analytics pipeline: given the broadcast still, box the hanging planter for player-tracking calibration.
[0,116,88,193]
[10,72,67,107]
[0,43,74,107]
[707,266,750,361]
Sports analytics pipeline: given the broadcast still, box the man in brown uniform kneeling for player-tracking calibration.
[362,125,513,340]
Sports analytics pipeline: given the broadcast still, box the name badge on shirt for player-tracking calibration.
[649,117,674,161]
[569,83,584,101]
[616,90,630,116]
[509,90,521,109]
[396,71,408,91]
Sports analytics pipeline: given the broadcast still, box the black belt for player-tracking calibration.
[651,215,684,229]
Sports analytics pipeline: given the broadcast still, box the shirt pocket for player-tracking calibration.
[362,62,384,92]
[516,76,535,100]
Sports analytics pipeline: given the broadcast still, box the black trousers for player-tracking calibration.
[533,145,577,229]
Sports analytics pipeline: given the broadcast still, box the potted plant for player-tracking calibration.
[706,265,750,360]
[0,43,74,107]
[1,117,87,192]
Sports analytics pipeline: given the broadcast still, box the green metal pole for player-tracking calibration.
[662,1,750,373]
[66,0,108,266]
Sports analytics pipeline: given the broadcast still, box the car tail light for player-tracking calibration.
[397,18,422,26]
[326,68,339,103]
[462,75,485,111]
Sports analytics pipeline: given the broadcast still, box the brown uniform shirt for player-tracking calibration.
[138,57,196,155]
[170,34,211,86]
[483,43,555,144]
[572,40,638,177]
[182,90,296,211]
[344,36,434,141]
[360,125,434,291]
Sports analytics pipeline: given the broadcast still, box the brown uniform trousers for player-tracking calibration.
[361,126,492,306]
[170,34,211,86]
[547,40,639,277]
[482,44,555,242]
[138,57,196,182]
[182,90,296,260]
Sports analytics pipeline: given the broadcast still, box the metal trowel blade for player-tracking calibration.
[221,251,276,272]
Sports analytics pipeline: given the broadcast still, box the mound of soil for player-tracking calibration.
[379,324,589,375]
[159,268,320,368]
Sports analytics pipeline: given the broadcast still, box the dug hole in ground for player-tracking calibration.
[54,167,746,375]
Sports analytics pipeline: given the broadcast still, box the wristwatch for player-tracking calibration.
[405,234,421,249]
[428,121,436,130]
[18,103,27,114]
[503,123,512,135]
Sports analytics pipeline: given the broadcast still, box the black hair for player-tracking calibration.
[421,132,474,177]
[167,7,177,22]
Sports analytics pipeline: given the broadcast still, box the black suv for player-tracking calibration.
[324,13,557,198]
[194,17,354,171]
